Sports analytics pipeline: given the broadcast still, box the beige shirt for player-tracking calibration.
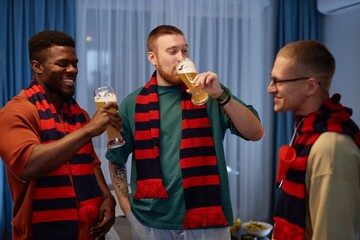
[305,132,360,240]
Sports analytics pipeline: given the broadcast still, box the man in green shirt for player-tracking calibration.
[106,25,264,240]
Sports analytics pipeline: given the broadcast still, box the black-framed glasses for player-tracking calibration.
[270,77,310,84]
[270,77,310,85]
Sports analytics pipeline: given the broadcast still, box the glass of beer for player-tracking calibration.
[176,58,209,105]
[94,86,125,148]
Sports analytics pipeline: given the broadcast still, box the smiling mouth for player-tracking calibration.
[63,78,75,87]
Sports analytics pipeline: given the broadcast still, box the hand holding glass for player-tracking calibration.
[176,58,209,105]
[94,86,125,148]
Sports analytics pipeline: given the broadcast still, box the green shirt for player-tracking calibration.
[106,84,259,229]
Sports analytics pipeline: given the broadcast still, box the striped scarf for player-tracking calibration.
[24,80,102,239]
[273,94,360,240]
[134,72,228,229]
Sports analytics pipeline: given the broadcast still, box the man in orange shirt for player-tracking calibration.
[0,30,119,240]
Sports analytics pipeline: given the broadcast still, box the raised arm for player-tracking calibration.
[194,71,265,141]
[220,96,264,140]
[21,103,122,182]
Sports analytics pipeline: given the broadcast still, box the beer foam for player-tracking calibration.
[94,92,117,102]
[177,59,197,73]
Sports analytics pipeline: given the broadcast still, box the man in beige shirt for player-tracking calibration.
[268,40,360,240]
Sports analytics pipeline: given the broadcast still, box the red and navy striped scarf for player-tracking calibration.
[24,80,103,239]
[273,94,360,240]
[134,72,228,229]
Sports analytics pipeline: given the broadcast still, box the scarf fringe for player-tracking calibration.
[273,217,305,240]
[78,197,102,222]
[183,206,228,229]
[134,179,168,199]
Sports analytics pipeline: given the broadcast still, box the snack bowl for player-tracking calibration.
[242,221,273,237]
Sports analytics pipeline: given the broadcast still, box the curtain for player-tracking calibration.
[76,0,274,222]
[270,0,320,217]
[0,0,75,238]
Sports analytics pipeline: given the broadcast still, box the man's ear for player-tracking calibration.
[306,77,320,95]
[31,60,43,73]
[147,51,157,67]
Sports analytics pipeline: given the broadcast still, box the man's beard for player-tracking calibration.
[157,64,182,85]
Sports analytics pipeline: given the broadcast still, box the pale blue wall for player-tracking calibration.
[320,6,360,124]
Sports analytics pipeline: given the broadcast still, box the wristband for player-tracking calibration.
[219,94,231,106]
[102,193,117,206]
[216,87,230,102]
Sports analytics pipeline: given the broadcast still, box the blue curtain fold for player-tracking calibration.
[270,0,320,220]
[0,0,75,238]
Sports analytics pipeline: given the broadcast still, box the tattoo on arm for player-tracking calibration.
[113,164,129,198]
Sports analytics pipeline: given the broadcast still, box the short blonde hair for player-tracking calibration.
[278,40,335,89]
[147,25,184,53]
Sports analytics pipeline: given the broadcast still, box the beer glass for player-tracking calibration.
[94,86,125,148]
[176,58,209,105]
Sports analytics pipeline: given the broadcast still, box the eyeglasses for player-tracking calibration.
[270,77,310,85]
[269,77,310,89]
